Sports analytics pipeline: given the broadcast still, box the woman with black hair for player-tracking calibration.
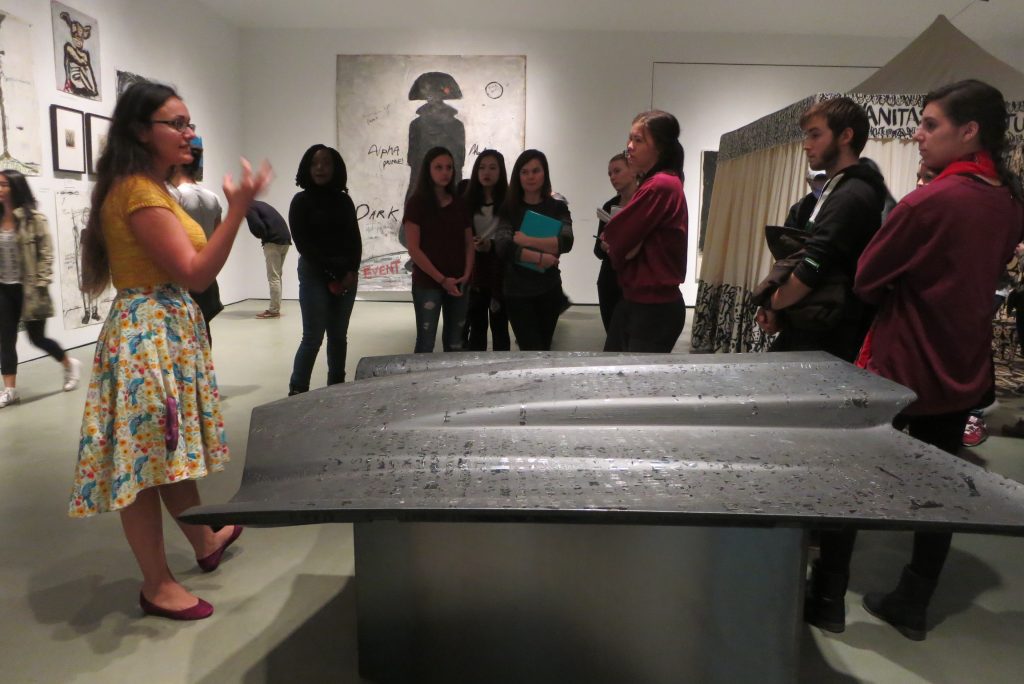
[493,149,573,351]
[0,170,79,407]
[288,144,362,393]
[403,146,474,352]
[805,79,1024,641]
[70,81,270,619]
[462,150,510,351]
[601,110,687,352]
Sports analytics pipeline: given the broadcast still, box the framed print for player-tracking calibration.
[50,105,85,173]
[85,113,110,174]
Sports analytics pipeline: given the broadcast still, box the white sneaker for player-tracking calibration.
[0,386,19,407]
[63,358,82,392]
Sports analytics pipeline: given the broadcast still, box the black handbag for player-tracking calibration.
[751,225,848,332]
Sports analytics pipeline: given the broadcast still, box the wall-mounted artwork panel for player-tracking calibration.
[337,55,526,290]
[53,184,112,328]
[0,12,42,175]
[51,2,101,100]
[85,113,110,174]
[116,69,151,99]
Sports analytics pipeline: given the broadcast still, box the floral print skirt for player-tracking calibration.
[68,285,229,518]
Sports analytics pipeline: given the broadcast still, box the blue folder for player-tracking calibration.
[518,210,561,272]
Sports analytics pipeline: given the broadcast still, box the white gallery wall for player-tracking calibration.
[5,0,241,363]
[8,4,1024,362]
[237,25,1022,307]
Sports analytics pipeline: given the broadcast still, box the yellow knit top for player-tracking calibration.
[102,175,207,289]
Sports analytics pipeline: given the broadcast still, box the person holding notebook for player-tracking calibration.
[493,149,573,351]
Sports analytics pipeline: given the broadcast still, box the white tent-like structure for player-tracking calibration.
[691,15,1024,353]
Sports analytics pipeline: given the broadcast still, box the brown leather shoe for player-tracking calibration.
[255,310,280,319]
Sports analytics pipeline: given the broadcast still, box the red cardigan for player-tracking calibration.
[854,175,1024,415]
[603,172,687,303]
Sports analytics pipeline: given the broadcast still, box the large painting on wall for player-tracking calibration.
[337,54,526,290]
[51,2,100,100]
[0,12,42,174]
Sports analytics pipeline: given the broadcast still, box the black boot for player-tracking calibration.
[804,559,849,633]
[862,565,937,641]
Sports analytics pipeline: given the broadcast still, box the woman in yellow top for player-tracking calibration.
[69,82,271,620]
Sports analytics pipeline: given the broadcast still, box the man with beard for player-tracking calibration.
[756,97,889,362]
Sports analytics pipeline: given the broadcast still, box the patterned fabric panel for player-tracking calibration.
[690,279,774,354]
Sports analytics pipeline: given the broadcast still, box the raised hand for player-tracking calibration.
[223,157,273,210]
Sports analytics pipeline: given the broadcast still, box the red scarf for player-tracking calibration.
[932,150,998,184]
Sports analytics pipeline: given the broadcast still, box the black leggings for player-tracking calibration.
[465,285,511,352]
[604,298,686,353]
[0,283,65,376]
[505,288,564,351]
[819,409,970,581]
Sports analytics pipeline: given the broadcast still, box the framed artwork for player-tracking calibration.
[51,2,101,100]
[50,104,84,173]
[85,113,110,174]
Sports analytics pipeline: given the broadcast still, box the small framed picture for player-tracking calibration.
[50,105,85,173]
[85,113,111,174]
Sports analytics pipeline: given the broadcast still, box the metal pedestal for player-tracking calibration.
[355,521,804,683]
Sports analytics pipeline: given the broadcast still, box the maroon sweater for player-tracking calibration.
[403,195,471,290]
[603,172,688,303]
[855,175,1024,415]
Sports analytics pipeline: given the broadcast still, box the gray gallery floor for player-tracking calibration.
[1,299,1022,683]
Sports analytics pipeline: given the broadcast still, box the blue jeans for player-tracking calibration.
[289,256,357,392]
[412,285,468,353]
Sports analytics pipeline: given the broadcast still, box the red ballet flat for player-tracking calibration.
[196,525,243,573]
[139,592,213,620]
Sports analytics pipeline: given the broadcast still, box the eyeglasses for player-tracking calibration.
[151,118,196,133]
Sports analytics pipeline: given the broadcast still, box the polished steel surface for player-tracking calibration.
[183,351,1024,534]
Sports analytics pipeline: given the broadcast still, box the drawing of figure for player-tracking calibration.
[0,14,40,174]
[59,11,98,99]
[406,72,465,200]
[399,72,465,262]
[71,208,98,322]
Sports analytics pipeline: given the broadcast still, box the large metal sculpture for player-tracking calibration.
[184,352,1024,683]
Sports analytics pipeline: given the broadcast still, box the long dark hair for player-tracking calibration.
[0,170,38,216]
[633,110,684,181]
[408,146,455,209]
[295,144,348,192]
[463,149,507,213]
[923,79,1021,199]
[502,149,552,218]
[80,81,180,295]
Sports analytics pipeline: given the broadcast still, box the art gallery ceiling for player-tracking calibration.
[193,0,1023,44]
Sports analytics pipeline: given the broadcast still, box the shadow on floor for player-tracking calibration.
[798,626,861,683]
[195,575,364,684]
[217,384,261,401]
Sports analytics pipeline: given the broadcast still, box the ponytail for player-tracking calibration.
[924,79,1022,200]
